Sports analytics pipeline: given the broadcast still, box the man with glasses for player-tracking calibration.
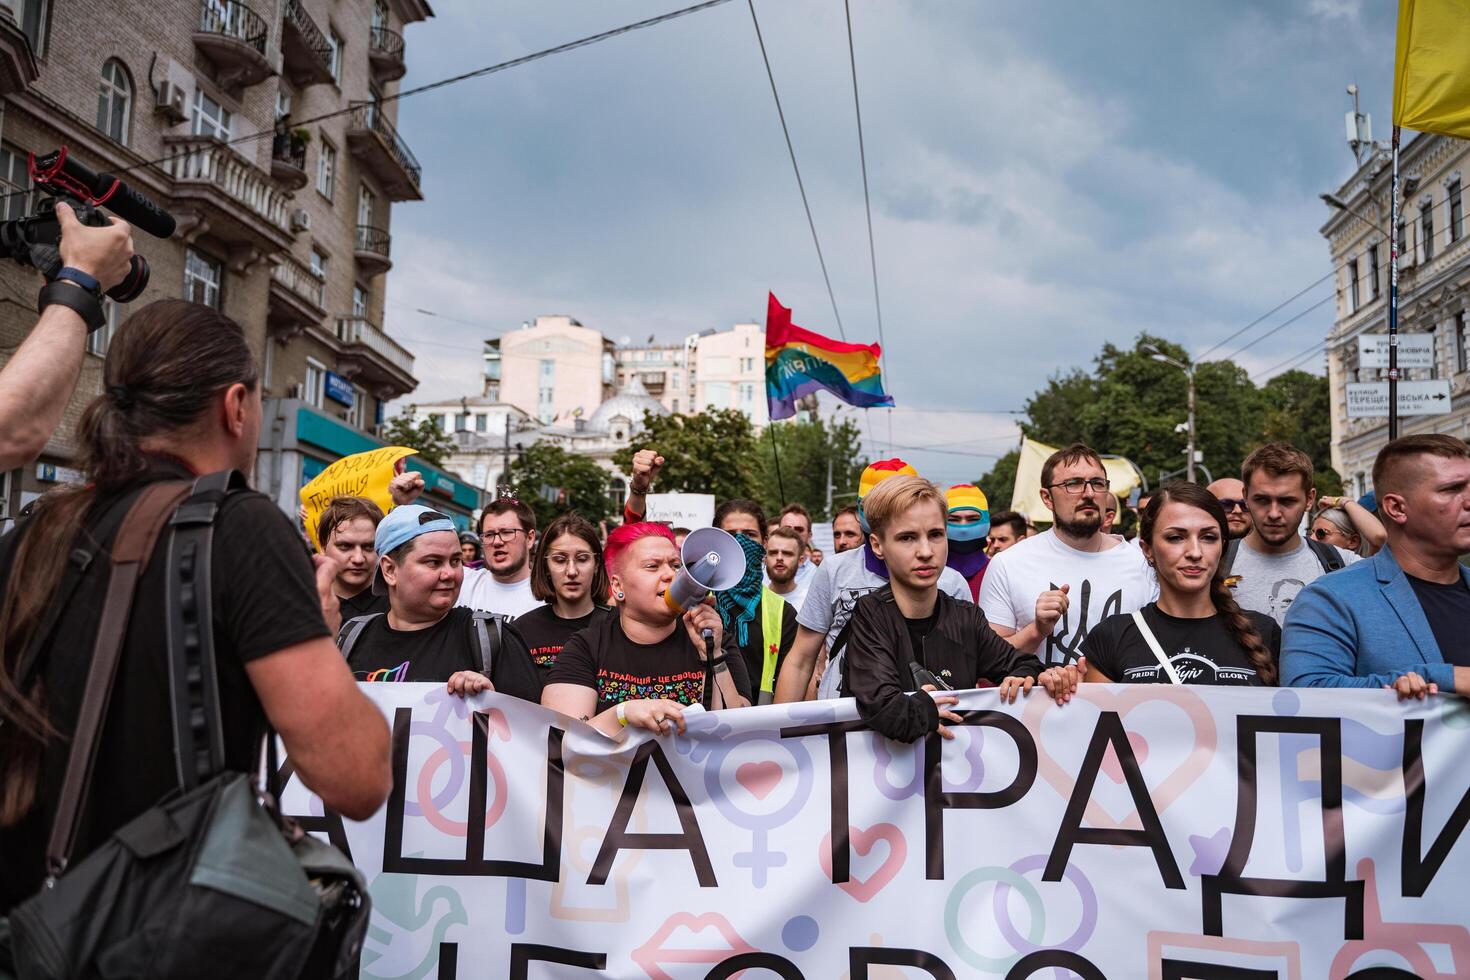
[458,497,546,619]
[1222,443,1358,628]
[1206,477,1253,540]
[979,443,1157,666]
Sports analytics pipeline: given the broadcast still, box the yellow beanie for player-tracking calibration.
[858,458,918,499]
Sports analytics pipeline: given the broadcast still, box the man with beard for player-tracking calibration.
[832,505,863,554]
[979,443,1157,666]
[1223,443,1357,627]
[1207,477,1253,540]
[944,484,991,601]
[765,526,808,611]
[459,497,546,619]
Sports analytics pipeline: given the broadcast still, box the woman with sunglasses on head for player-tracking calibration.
[1310,496,1385,558]
[1082,483,1280,686]
[543,522,752,737]
[514,514,613,673]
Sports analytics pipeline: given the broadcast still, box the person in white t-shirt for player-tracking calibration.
[778,503,819,593]
[765,527,810,612]
[979,443,1157,667]
[457,497,546,620]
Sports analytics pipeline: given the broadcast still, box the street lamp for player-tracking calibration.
[1144,344,1197,483]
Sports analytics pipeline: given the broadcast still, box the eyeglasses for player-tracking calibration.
[1047,478,1110,495]
[1216,498,1248,512]
[480,527,527,544]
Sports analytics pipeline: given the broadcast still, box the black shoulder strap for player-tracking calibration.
[470,611,502,677]
[337,613,383,660]
[1305,536,1346,573]
[165,469,249,790]
[1220,538,1241,578]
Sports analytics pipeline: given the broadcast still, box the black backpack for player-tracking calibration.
[4,471,370,979]
[1220,536,1346,579]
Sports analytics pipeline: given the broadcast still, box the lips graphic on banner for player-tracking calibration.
[630,912,758,980]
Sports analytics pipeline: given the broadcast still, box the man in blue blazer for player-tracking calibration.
[1282,434,1470,698]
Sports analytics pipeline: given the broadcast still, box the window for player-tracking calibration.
[475,413,488,432]
[352,284,368,317]
[538,358,555,423]
[316,140,336,199]
[1398,220,1409,259]
[184,248,222,309]
[0,144,32,222]
[431,413,447,432]
[1422,199,1435,262]
[372,0,389,31]
[357,184,376,228]
[1347,258,1359,312]
[1367,244,1380,299]
[310,247,328,280]
[191,88,232,141]
[87,301,121,356]
[740,382,755,404]
[1458,312,1468,375]
[1451,179,1464,244]
[326,28,343,84]
[303,359,325,409]
[96,60,132,145]
[455,413,470,432]
[672,398,679,413]
[275,87,293,122]
[15,0,47,56]
[348,386,368,429]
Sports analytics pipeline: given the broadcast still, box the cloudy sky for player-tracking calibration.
[382,0,1397,485]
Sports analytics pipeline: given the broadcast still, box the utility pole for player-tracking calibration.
[1185,363,1197,484]
[501,413,510,493]
[825,454,833,518]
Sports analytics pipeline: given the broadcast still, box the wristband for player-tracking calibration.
[38,279,105,333]
[616,703,628,727]
[56,266,101,296]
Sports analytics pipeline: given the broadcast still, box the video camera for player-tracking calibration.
[0,146,176,302]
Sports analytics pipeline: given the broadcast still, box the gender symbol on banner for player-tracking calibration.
[993,854,1099,959]
[1328,859,1470,979]
[688,722,816,887]
[943,866,1046,974]
[407,688,511,836]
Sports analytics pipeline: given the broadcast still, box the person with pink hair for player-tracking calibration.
[542,522,751,736]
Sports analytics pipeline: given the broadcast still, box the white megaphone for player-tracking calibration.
[663,526,747,615]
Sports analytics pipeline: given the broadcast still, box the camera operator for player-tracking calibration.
[0,299,391,915]
[0,202,135,470]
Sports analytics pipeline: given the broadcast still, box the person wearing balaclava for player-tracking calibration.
[945,484,991,602]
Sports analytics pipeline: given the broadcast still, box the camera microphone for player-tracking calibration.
[30,149,176,240]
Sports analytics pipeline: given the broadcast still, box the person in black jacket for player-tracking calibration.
[844,476,1082,743]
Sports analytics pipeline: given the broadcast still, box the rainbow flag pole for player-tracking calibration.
[763,293,894,421]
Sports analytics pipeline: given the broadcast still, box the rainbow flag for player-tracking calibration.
[764,293,893,420]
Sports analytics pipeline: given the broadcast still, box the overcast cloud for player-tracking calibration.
[383,0,1396,485]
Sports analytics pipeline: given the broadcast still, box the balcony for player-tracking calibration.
[161,136,293,257]
[354,225,392,277]
[0,5,37,96]
[368,27,406,82]
[345,102,422,201]
[270,131,309,190]
[281,0,334,87]
[268,253,327,338]
[336,316,417,396]
[193,1,276,89]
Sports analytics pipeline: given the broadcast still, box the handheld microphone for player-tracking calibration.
[30,148,177,239]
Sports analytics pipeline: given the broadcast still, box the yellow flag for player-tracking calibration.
[1009,438,1142,524]
[299,445,418,549]
[1393,0,1470,138]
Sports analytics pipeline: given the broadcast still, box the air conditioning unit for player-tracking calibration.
[289,209,311,232]
[155,81,189,124]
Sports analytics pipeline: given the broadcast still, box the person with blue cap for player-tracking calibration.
[945,484,991,602]
[335,504,543,702]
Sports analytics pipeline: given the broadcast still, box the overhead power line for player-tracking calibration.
[1217,292,1335,361]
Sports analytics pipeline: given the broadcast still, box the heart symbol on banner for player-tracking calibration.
[735,761,783,801]
[818,824,907,902]
[1100,731,1150,784]
[1025,686,1217,830]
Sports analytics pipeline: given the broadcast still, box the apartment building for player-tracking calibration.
[482,315,615,424]
[0,0,436,518]
[1320,132,1470,497]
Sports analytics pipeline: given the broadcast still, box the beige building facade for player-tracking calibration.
[482,315,615,425]
[689,320,766,426]
[0,0,429,517]
[1321,133,1470,498]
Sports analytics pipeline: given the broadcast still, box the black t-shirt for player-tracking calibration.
[344,606,543,702]
[339,587,388,621]
[1407,574,1470,667]
[904,608,940,669]
[1081,603,1280,685]
[547,613,752,715]
[0,468,330,913]
[735,599,798,698]
[514,604,612,672]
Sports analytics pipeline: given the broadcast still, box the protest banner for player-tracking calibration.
[299,446,419,548]
[644,493,716,529]
[277,685,1470,978]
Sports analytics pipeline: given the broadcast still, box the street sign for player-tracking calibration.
[1357,333,1435,369]
[1345,380,1453,418]
[324,371,355,406]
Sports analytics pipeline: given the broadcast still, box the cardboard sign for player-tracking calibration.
[643,492,716,528]
[299,445,418,548]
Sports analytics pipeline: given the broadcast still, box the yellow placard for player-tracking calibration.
[299,446,418,549]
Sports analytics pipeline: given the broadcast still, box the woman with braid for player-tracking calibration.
[1082,483,1279,686]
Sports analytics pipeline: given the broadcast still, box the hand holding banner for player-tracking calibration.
[299,446,418,548]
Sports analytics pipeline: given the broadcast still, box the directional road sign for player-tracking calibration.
[1357,333,1435,369]
[1345,379,1453,418]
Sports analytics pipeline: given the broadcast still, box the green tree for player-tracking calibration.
[755,416,865,519]
[1259,369,1344,496]
[380,408,456,467]
[505,442,616,529]
[612,409,760,503]
[976,448,1020,511]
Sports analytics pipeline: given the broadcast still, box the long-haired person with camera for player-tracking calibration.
[1082,483,1280,686]
[0,300,391,976]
